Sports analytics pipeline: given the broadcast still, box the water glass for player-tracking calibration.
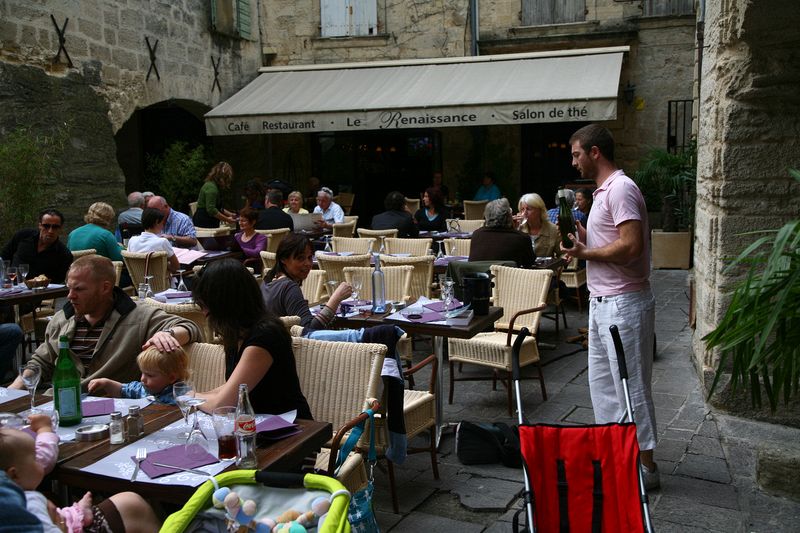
[211,406,237,460]
[18,264,29,282]
[176,269,187,291]
[19,365,41,414]
[350,276,363,301]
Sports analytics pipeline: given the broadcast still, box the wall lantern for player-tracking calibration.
[623,82,637,105]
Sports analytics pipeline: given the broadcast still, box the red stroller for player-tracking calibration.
[512,325,655,532]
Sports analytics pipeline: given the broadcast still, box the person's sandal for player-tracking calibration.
[641,463,661,491]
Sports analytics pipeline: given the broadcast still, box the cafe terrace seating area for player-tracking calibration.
[0,204,589,526]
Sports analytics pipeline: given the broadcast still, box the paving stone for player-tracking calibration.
[654,438,689,462]
[653,391,689,409]
[675,454,732,484]
[389,512,485,533]
[688,434,726,458]
[372,482,436,514]
[744,487,800,532]
[652,495,744,531]
[562,405,594,424]
[757,445,800,502]
[722,441,756,481]
[652,519,716,533]
[450,475,523,511]
[697,418,720,438]
[375,510,403,531]
[659,473,739,509]
[661,427,695,442]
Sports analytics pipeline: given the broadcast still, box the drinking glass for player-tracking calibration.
[378,236,386,254]
[143,275,154,298]
[6,267,17,287]
[173,380,194,440]
[323,236,332,253]
[176,269,187,292]
[326,280,339,299]
[137,283,147,300]
[19,365,41,414]
[350,276,363,302]
[185,396,209,458]
[450,240,457,257]
[18,264,29,283]
[212,406,238,460]
[442,277,455,312]
[435,241,444,260]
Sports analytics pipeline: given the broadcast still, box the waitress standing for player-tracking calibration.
[193,161,238,228]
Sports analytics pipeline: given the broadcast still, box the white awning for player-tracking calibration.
[205,47,627,136]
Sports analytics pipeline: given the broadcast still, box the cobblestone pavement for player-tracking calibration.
[372,270,800,532]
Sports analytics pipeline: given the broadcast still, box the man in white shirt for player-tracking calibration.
[312,186,344,228]
[127,208,180,273]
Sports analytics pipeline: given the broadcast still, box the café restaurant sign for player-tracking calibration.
[205,48,626,136]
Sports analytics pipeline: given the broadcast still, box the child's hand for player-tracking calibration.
[28,413,54,434]
[78,491,94,527]
[88,378,108,394]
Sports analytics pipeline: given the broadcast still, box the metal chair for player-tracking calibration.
[384,237,432,256]
[463,200,489,220]
[331,237,374,254]
[448,265,552,415]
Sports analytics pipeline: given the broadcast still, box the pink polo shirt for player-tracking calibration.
[586,170,650,297]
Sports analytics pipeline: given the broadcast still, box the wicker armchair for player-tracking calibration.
[195,226,231,237]
[356,228,397,252]
[254,227,291,253]
[380,255,434,299]
[442,237,472,257]
[446,218,484,233]
[384,238,432,257]
[121,250,170,293]
[405,197,420,213]
[543,264,568,334]
[70,248,97,260]
[342,265,412,303]
[139,298,213,343]
[332,220,357,238]
[186,342,225,393]
[315,252,370,287]
[331,237,374,255]
[463,199,489,220]
[301,269,327,305]
[259,251,276,277]
[293,335,385,493]
[448,265,552,414]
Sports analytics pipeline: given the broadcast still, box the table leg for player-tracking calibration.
[13,303,24,369]
[434,335,445,448]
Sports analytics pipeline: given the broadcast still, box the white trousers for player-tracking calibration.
[588,288,657,451]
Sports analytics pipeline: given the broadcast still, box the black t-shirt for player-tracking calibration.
[232,319,312,420]
[414,207,450,232]
[1,229,73,283]
[372,210,419,237]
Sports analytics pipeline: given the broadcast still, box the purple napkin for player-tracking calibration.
[137,444,218,479]
[165,291,192,299]
[424,299,462,312]
[256,417,301,441]
[0,288,24,296]
[82,398,115,416]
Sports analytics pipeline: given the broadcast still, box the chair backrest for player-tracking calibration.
[357,228,398,241]
[384,238,432,256]
[301,269,327,305]
[254,227,291,253]
[279,315,301,329]
[111,260,125,288]
[342,215,359,226]
[139,298,213,343]
[405,197,420,213]
[343,265,412,302]
[333,192,356,215]
[293,336,385,432]
[259,251,276,277]
[332,237,374,255]
[446,218,484,233]
[463,200,489,220]
[446,259,517,300]
[491,265,552,333]
[195,226,231,237]
[332,220,357,238]
[189,202,198,216]
[380,254,434,299]
[71,248,97,260]
[186,342,226,393]
[315,252,371,286]
[121,250,170,293]
[443,238,472,257]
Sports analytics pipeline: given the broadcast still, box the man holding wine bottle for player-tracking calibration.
[561,124,659,491]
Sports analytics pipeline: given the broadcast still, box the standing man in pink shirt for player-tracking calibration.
[561,124,659,491]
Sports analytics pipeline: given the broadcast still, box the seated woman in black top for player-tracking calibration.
[414,187,450,233]
[193,258,312,419]
[372,191,419,237]
[469,198,535,268]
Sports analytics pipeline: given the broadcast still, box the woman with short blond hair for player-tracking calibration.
[283,191,309,214]
[67,202,123,261]
[516,193,561,258]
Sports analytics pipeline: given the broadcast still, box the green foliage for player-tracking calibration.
[0,125,68,244]
[633,146,696,231]
[144,142,211,212]
[703,169,800,411]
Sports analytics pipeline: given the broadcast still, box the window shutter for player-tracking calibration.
[321,0,349,37]
[353,0,377,36]
[236,0,252,39]
[522,0,585,26]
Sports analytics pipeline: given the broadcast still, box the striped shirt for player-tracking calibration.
[72,315,107,365]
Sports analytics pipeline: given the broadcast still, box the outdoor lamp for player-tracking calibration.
[623,82,637,105]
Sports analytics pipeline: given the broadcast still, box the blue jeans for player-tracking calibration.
[0,323,23,379]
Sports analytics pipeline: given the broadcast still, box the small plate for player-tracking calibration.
[75,424,109,441]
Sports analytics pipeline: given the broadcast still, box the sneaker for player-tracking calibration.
[641,463,661,491]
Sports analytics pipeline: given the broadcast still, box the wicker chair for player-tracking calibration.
[332,220,357,238]
[195,226,231,237]
[448,265,552,415]
[259,251,276,277]
[356,228,397,252]
[189,202,198,216]
[384,238,432,257]
[333,192,355,215]
[331,237,374,255]
[139,298,213,343]
[380,255,434,299]
[463,199,489,220]
[254,227,291,253]
[121,250,170,293]
[405,197,420,213]
[279,316,301,329]
[446,218,484,233]
[315,252,370,287]
[70,248,97,260]
[342,215,359,226]
[561,257,587,312]
[293,335,385,494]
[342,265,412,303]
[301,269,327,305]
[543,264,568,334]
[442,238,472,257]
[186,342,226,393]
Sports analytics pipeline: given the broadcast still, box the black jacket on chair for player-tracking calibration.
[255,206,294,231]
[372,210,418,237]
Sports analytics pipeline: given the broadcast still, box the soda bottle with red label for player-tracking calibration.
[235,383,257,468]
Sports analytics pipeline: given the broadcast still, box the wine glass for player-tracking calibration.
[351,276,363,302]
[442,277,455,312]
[19,365,41,414]
[450,240,458,258]
[326,280,339,299]
[378,236,386,254]
[185,396,209,458]
[176,269,187,292]
[435,240,444,260]
[18,264,29,283]
[323,236,332,253]
[173,380,195,440]
[7,267,17,287]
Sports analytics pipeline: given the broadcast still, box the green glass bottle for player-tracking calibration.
[53,335,82,426]
[558,189,577,248]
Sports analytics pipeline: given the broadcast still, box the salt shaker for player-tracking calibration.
[109,411,126,444]
[126,406,144,439]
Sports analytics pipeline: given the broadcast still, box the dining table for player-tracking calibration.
[0,283,69,367]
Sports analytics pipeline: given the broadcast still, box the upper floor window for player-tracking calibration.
[642,0,695,17]
[522,0,586,26]
[211,0,253,39]
[321,0,378,37]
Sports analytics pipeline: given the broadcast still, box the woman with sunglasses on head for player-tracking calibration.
[192,259,311,419]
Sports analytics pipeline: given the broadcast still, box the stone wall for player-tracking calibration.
[693,0,800,379]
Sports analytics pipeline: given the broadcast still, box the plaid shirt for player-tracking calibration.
[163,209,196,238]
[547,207,587,226]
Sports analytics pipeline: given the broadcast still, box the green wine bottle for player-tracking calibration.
[558,189,577,248]
[53,335,82,426]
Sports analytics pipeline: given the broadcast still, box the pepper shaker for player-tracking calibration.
[109,411,126,444]
[126,406,144,439]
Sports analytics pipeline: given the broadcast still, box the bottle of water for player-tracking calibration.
[235,384,258,468]
[371,254,387,313]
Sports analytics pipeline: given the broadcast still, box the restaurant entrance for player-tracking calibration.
[521,121,588,209]
[312,130,441,224]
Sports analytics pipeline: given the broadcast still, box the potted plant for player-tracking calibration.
[633,146,696,269]
[703,169,800,411]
